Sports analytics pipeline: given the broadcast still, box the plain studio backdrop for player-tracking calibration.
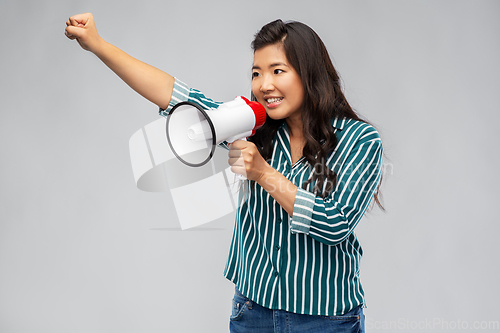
[1,0,499,332]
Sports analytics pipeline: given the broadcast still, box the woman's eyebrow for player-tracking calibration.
[270,62,288,68]
[252,62,289,70]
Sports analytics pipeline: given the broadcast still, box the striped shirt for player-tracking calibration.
[160,78,384,316]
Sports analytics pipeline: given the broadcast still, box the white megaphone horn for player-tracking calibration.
[166,96,266,168]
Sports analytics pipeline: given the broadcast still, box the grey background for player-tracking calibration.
[1,0,499,332]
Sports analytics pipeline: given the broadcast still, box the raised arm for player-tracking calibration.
[65,13,174,110]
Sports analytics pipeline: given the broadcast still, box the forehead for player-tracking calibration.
[253,44,288,67]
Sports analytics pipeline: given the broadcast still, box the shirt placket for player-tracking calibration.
[270,158,289,309]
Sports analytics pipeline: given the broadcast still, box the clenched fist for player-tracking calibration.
[65,13,102,53]
[228,140,272,182]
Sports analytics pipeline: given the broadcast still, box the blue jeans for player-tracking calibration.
[229,287,365,333]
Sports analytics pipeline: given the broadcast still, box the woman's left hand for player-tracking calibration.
[228,140,271,181]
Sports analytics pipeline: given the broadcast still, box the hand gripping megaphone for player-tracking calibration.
[166,96,266,168]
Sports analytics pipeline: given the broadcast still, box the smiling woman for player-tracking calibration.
[224,20,383,333]
[66,14,383,333]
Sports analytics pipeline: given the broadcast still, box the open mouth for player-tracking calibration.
[265,97,284,107]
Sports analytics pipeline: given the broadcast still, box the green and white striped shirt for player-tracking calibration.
[161,79,383,316]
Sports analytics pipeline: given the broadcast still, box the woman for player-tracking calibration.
[66,14,383,333]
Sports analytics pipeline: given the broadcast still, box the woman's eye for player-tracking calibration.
[274,69,284,74]
[252,72,260,78]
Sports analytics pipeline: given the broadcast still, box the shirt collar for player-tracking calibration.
[276,122,292,165]
[274,117,345,165]
[331,117,346,130]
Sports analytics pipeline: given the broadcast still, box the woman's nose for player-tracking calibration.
[260,75,274,93]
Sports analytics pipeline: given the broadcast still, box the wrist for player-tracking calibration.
[90,36,107,56]
[255,164,275,187]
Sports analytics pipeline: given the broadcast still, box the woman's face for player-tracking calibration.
[252,44,304,122]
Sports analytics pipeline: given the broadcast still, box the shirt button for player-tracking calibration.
[275,272,279,277]
[277,218,282,223]
[275,245,280,251]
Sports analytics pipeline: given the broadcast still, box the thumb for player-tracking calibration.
[65,25,85,38]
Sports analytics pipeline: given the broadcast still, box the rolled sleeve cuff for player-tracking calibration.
[290,188,316,235]
[159,78,190,117]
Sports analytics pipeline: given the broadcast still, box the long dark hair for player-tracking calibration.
[249,19,383,209]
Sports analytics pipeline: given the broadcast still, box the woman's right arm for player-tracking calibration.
[65,13,174,110]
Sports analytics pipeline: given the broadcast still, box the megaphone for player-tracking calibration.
[166,96,266,167]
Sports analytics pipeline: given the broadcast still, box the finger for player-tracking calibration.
[69,13,90,27]
[229,140,249,150]
[69,16,81,27]
[231,165,247,176]
[228,157,245,167]
[229,142,241,151]
[228,149,242,158]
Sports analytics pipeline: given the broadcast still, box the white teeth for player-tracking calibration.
[266,97,283,104]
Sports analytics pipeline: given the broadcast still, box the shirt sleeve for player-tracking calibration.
[290,124,384,246]
[159,78,223,116]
